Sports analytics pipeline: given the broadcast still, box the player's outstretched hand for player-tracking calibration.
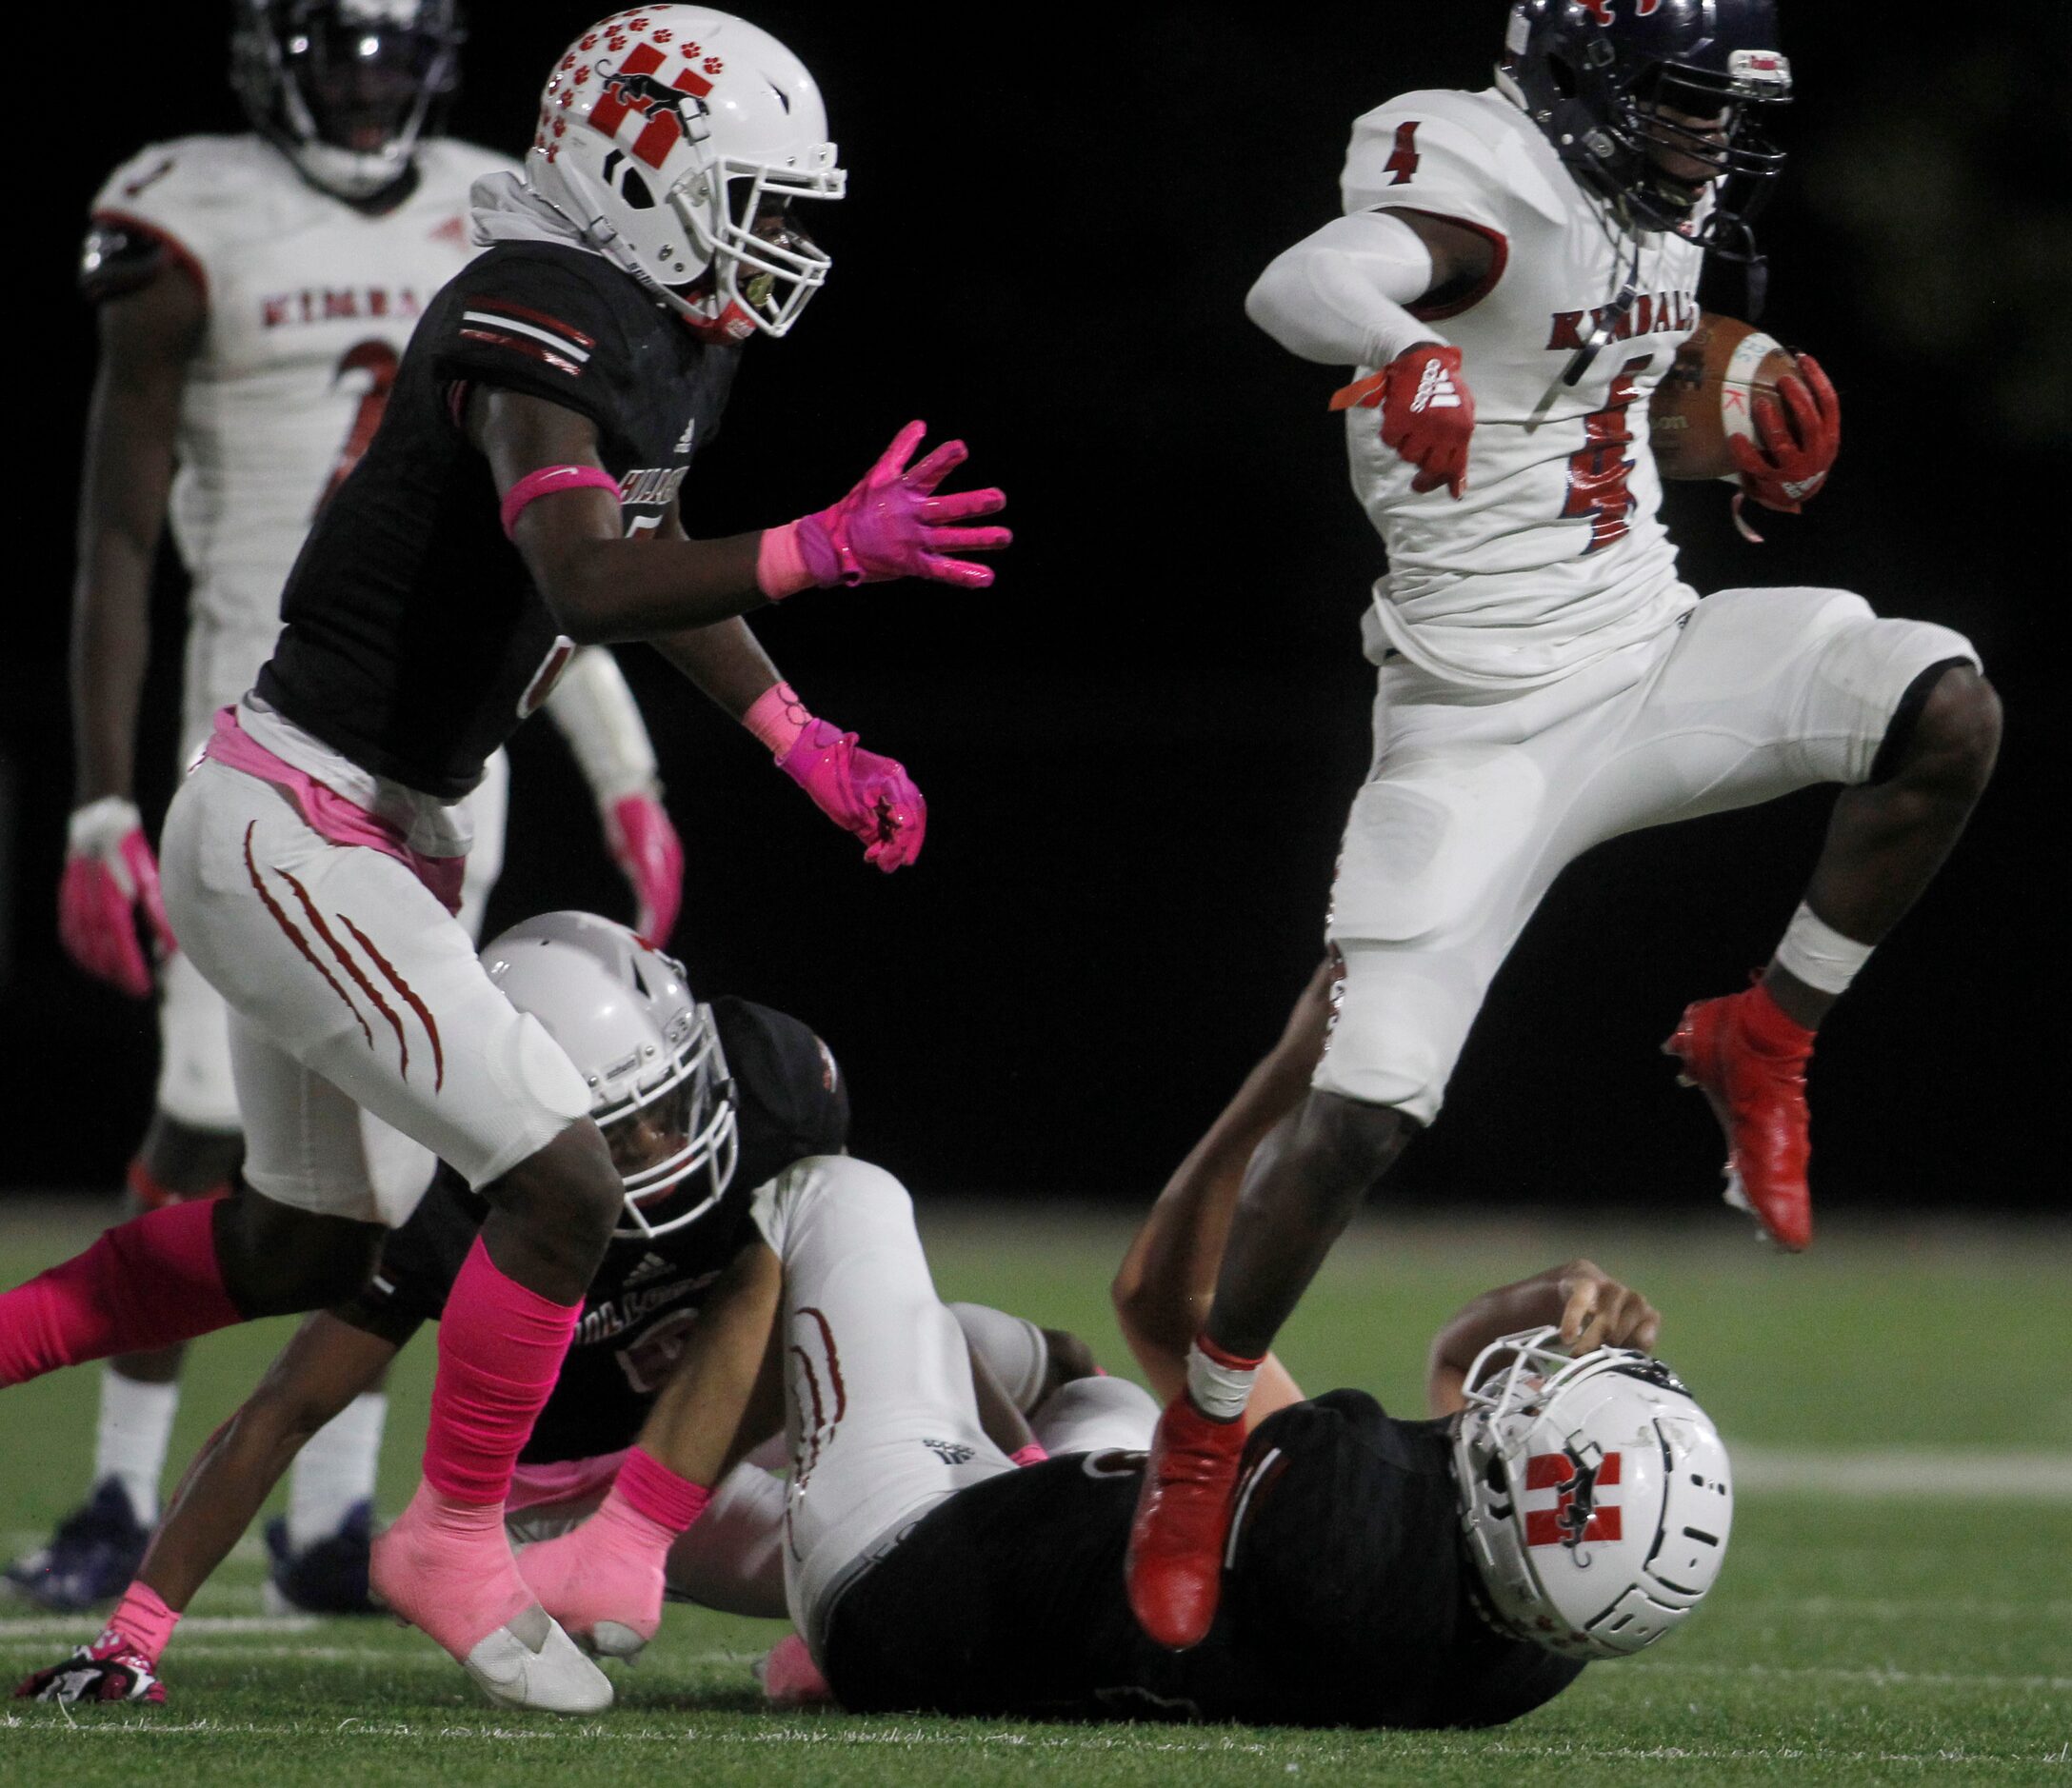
[1729,352,1839,515]
[1330,342,1475,499]
[793,422,1010,589]
[14,1634,167,1705]
[603,790,684,948]
[56,796,177,999]
[778,721,927,873]
[1555,1261,1662,1358]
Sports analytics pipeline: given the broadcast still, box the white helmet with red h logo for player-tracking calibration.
[1453,1327,1732,1659]
[526,8,845,342]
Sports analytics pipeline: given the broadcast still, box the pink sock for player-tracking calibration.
[0,1200,240,1385]
[423,1238,581,1505]
[105,1581,181,1665]
[513,1450,707,1648]
[613,1446,712,1537]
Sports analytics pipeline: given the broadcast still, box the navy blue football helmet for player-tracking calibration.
[1497,0,1791,255]
[231,0,465,203]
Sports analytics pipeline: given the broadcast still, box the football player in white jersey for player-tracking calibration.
[1126,0,2002,1651]
[11,0,687,1619]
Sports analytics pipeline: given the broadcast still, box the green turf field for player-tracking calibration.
[3,1200,2068,1785]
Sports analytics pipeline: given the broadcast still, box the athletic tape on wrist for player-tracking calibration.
[499,465,622,540]
[743,681,815,759]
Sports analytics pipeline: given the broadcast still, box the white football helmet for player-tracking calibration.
[527,8,846,341]
[1453,1327,1732,1659]
[484,911,738,1239]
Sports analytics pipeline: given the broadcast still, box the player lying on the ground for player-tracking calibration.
[20,0,692,1621]
[2,8,1008,1716]
[1127,0,2001,1651]
[512,971,1732,1727]
[15,911,1089,1707]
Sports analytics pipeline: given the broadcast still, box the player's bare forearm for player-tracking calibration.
[70,271,200,804]
[966,1341,1036,1458]
[649,610,784,724]
[1111,962,1332,1417]
[532,526,771,644]
[138,1313,396,1609]
[632,1241,785,1488]
[1424,1262,1663,1418]
[469,385,771,642]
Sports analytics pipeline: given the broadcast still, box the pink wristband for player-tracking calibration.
[755,521,816,600]
[1009,1442,1049,1468]
[109,1580,181,1664]
[743,681,814,758]
[499,465,622,540]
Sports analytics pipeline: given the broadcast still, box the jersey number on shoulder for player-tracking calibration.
[317,339,402,514]
[1384,122,1422,187]
[1562,354,1652,553]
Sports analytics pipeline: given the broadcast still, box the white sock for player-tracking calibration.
[1773,901,1876,996]
[92,1369,180,1526]
[287,1393,388,1548]
[1185,1339,1261,1424]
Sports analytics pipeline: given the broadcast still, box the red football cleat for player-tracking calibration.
[1125,1394,1248,1649]
[1664,981,1817,1251]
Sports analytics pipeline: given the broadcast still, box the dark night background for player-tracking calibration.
[2,6,2062,1221]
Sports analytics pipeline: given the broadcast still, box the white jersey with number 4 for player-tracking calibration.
[1342,87,1705,688]
[90,134,520,750]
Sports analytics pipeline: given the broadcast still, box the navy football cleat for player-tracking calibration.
[262,1500,379,1616]
[2,1480,150,1613]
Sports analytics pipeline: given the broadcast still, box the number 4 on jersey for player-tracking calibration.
[1384,122,1422,187]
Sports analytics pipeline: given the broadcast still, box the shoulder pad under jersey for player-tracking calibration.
[79,218,175,303]
[1344,88,1570,231]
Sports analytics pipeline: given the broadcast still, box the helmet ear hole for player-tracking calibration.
[618,167,656,210]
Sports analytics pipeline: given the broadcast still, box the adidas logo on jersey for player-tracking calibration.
[1411,358,1463,413]
[674,415,697,455]
[625,1251,675,1287]
[922,1439,976,1466]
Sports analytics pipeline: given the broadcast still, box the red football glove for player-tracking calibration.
[1730,352,1840,517]
[15,1632,166,1705]
[1330,343,1476,499]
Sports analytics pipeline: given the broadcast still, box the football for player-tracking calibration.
[1648,312,1802,483]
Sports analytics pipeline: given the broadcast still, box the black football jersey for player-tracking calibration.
[821,1389,1584,1729]
[336,999,847,1463]
[257,240,740,800]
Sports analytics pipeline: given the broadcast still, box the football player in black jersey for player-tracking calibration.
[0,10,1007,1714]
[516,966,1732,1729]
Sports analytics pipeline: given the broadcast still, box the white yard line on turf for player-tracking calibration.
[0,1716,2057,1766]
[1627,1659,2072,1694]
[0,1616,316,1639]
[1732,1447,2072,1500]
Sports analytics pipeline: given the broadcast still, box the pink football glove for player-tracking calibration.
[604,790,684,948]
[15,1632,166,1705]
[791,422,1010,590]
[1730,352,1840,515]
[1330,342,1476,499]
[778,720,926,873]
[57,796,176,999]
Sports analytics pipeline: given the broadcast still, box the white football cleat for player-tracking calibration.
[461,1602,613,1714]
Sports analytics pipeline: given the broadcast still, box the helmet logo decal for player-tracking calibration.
[1582,0,1664,18]
[589,40,714,171]
[1523,1448,1624,1549]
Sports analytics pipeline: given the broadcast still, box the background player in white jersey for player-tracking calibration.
[10,0,690,1619]
[1126,0,2002,1651]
